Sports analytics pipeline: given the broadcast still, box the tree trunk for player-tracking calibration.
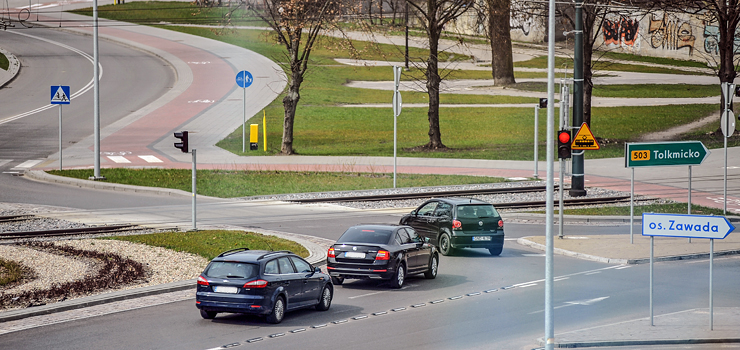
[281,48,304,155]
[488,0,515,85]
[425,25,445,149]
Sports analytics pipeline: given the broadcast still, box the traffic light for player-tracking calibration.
[557,130,571,159]
[174,131,188,153]
[539,98,548,108]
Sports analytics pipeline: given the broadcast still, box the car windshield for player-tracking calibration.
[337,227,393,244]
[457,204,498,218]
[203,261,259,279]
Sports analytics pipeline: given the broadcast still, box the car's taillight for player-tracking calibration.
[243,279,268,288]
[452,220,462,230]
[375,250,390,260]
[328,247,336,258]
[498,220,504,228]
[197,275,209,286]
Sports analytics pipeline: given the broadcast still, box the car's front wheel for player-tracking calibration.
[390,263,405,289]
[424,254,438,279]
[439,233,454,256]
[266,296,285,324]
[200,309,217,319]
[315,285,333,311]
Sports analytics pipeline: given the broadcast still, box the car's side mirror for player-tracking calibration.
[314,266,322,274]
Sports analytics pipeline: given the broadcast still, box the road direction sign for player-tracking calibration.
[236,70,253,88]
[571,122,599,150]
[625,141,709,168]
[642,213,735,239]
[50,86,70,104]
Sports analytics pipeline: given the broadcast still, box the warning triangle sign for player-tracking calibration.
[51,86,70,104]
[571,122,600,150]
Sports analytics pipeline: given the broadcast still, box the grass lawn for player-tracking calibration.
[0,258,24,287]
[106,230,308,260]
[559,203,730,216]
[47,169,506,197]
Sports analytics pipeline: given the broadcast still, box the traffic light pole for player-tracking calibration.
[192,149,197,231]
[570,0,586,197]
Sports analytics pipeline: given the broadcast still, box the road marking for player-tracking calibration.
[530,296,610,314]
[0,159,12,168]
[11,159,42,170]
[554,277,570,282]
[138,155,163,163]
[348,291,386,299]
[585,271,601,275]
[615,265,631,270]
[107,156,131,163]
[517,283,537,288]
[523,254,546,257]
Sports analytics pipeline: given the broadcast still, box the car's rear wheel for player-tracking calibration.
[315,285,333,311]
[488,246,503,256]
[331,276,344,285]
[424,254,438,279]
[439,233,454,256]
[390,263,405,289]
[266,296,285,324]
[200,309,217,319]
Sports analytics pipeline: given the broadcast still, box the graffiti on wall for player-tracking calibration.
[603,17,640,47]
[702,23,740,55]
[648,13,695,54]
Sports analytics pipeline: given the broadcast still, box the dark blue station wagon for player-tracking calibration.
[196,249,333,324]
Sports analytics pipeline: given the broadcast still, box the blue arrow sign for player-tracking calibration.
[236,71,253,88]
[51,86,71,105]
[642,213,735,239]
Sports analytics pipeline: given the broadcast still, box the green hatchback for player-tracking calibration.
[399,197,504,256]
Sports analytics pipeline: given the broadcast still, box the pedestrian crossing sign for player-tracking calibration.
[51,86,71,105]
[571,122,600,150]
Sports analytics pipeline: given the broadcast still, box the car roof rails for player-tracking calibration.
[217,248,250,258]
[257,250,293,260]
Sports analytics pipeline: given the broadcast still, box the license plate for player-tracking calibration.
[472,236,492,241]
[344,252,365,259]
[214,286,238,294]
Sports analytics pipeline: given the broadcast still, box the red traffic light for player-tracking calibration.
[558,131,571,144]
[557,130,571,159]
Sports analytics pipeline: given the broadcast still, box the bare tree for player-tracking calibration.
[485,0,515,85]
[406,0,474,149]
[247,0,341,154]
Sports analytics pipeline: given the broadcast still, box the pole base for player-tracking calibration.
[568,188,587,197]
[88,176,107,181]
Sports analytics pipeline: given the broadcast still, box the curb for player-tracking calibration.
[534,337,740,348]
[23,170,198,198]
[516,237,740,265]
[0,46,21,88]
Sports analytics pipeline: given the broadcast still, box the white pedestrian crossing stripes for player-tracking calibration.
[138,155,163,163]
[106,155,164,164]
[11,159,43,170]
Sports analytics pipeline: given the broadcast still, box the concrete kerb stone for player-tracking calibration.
[0,46,21,88]
[23,170,200,198]
[536,338,740,348]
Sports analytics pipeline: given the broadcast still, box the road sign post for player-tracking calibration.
[642,213,735,329]
[392,66,402,188]
[51,86,71,170]
[236,70,254,153]
[625,141,710,243]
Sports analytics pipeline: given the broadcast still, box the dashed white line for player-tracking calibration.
[11,159,42,170]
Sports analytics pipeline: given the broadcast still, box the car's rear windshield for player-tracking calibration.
[337,227,393,244]
[457,204,499,219]
[203,261,259,279]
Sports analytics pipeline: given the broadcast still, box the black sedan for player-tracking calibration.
[326,224,438,289]
[196,249,333,324]
[400,197,505,256]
